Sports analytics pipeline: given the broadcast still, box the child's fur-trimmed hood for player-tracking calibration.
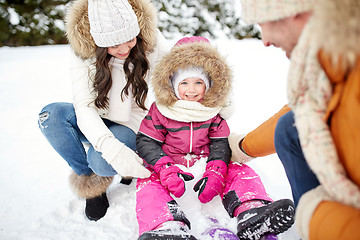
[65,0,158,60]
[152,41,232,108]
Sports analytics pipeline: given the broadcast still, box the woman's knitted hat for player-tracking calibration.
[241,0,314,24]
[88,0,140,47]
[171,67,211,99]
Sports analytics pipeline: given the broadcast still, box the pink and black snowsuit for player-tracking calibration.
[135,37,272,235]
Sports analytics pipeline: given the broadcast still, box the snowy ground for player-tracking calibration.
[0,39,300,239]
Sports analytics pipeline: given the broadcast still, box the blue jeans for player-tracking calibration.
[38,102,136,177]
[274,111,320,207]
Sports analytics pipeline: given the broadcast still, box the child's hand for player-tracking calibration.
[154,156,194,198]
[193,160,227,203]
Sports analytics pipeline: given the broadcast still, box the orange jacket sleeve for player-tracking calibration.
[241,105,291,157]
[310,201,360,240]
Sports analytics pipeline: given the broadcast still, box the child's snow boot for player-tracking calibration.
[236,199,295,240]
[138,221,197,240]
[260,234,278,240]
[201,218,240,240]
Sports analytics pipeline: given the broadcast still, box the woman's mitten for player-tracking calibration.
[194,160,227,203]
[154,156,194,198]
[101,137,151,178]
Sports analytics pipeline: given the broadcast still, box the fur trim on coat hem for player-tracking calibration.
[69,171,114,199]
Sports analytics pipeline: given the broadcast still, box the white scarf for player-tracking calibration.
[156,100,222,122]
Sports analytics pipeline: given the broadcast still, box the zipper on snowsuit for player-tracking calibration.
[188,122,193,168]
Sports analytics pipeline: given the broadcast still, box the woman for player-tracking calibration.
[38,0,170,221]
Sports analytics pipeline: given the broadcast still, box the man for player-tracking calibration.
[230,0,318,208]
[229,0,360,239]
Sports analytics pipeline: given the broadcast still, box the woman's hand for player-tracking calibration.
[101,138,151,178]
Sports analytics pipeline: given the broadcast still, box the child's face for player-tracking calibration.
[178,77,206,102]
[107,37,137,60]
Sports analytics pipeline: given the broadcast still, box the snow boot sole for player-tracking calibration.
[138,231,197,240]
[237,199,295,240]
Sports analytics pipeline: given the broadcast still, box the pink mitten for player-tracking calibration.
[154,156,194,198]
[193,160,227,203]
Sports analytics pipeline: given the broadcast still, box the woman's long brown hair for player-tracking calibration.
[92,37,149,110]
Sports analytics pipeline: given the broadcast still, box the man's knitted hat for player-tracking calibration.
[241,0,314,24]
[171,67,211,99]
[88,0,140,47]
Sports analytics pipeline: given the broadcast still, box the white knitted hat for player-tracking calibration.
[88,0,140,47]
[171,67,211,99]
[241,0,315,24]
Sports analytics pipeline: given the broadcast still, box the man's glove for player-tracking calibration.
[193,160,227,203]
[228,133,255,163]
[154,156,194,198]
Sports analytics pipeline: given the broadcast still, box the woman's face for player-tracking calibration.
[107,37,137,60]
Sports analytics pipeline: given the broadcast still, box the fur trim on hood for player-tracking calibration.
[152,41,232,108]
[313,0,360,69]
[65,0,158,59]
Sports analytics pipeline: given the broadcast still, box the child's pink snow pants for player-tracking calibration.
[135,162,272,235]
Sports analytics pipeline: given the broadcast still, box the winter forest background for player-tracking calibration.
[0,0,260,46]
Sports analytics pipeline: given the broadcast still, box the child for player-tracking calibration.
[135,36,295,240]
[38,0,170,221]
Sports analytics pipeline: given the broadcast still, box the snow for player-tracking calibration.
[0,39,300,239]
